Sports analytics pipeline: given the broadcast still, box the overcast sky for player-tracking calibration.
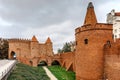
[0,0,120,53]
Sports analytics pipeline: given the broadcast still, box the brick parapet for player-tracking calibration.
[8,38,30,43]
[75,23,112,35]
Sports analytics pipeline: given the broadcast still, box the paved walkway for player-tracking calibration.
[43,66,58,80]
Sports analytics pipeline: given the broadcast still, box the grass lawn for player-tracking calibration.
[8,63,50,80]
[48,65,75,80]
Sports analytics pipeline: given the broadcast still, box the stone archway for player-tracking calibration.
[38,61,48,66]
[51,60,60,66]
[10,51,16,59]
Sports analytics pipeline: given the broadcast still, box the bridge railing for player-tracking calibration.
[0,60,17,80]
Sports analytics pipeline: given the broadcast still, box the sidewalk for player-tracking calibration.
[43,66,58,80]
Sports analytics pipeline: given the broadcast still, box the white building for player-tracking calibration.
[107,9,120,41]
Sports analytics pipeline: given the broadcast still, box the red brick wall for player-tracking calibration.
[60,52,75,71]
[75,24,113,80]
[104,41,120,80]
[8,38,53,67]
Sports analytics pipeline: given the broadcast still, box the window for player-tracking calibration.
[76,41,77,45]
[114,29,117,33]
[84,39,88,44]
[112,34,114,39]
[107,40,110,44]
[107,40,111,47]
[115,35,117,38]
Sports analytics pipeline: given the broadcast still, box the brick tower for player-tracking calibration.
[75,2,113,80]
[84,2,97,26]
[45,37,53,56]
[30,35,39,57]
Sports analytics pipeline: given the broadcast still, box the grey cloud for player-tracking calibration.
[0,0,82,27]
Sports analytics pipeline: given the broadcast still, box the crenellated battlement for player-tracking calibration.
[75,23,113,34]
[8,38,31,43]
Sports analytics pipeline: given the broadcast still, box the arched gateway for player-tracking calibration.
[51,60,60,65]
[10,51,16,59]
[38,61,48,66]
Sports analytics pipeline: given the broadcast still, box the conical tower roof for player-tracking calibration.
[45,37,52,43]
[84,2,97,25]
[32,35,38,42]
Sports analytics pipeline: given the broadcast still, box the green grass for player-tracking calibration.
[8,63,50,80]
[48,65,75,80]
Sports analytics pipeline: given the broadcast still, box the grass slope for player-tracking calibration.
[48,65,75,80]
[8,63,50,80]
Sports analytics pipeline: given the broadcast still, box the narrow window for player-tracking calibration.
[107,40,110,44]
[84,39,88,44]
[112,34,114,39]
[115,35,117,38]
[115,29,117,33]
[76,41,77,45]
[107,40,111,47]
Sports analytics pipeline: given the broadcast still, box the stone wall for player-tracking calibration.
[60,52,75,71]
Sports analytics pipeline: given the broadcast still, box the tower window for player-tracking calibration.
[76,41,77,45]
[107,40,110,44]
[84,39,88,44]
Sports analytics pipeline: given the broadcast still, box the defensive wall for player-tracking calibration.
[104,39,120,80]
[8,36,75,72]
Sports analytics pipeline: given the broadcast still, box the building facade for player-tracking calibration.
[107,9,120,40]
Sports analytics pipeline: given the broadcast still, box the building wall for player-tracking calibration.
[107,9,120,40]
[39,44,47,55]
[8,38,75,71]
[113,19,120,40]
[104,40,120,80]
[75,24,113,80]
[60,52,75,71]
[106,9,115,24]
[8,40,31,60]
[30,41,40,58]
[8,37,53,66]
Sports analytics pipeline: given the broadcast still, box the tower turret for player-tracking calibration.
[31,35,39,57]
[45,37,53,56]
[84,2,97,26]
[75,2,113,80]
[45,37,52,43]
[32,35,38,42]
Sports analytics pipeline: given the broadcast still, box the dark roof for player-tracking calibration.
[87,2,94,8]
[115,12,120,16]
